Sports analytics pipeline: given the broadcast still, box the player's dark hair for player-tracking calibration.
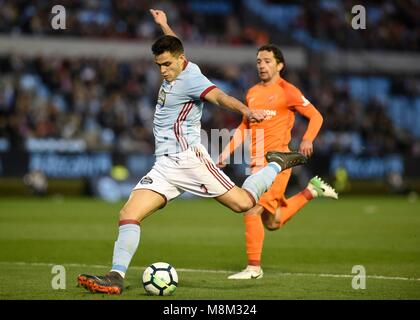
[152,35,184,56]
[258,44,286,75]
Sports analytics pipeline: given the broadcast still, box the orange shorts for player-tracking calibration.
[252,166,292,214]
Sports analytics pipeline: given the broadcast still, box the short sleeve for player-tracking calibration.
[187,73,217,101]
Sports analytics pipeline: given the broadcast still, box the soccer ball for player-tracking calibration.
[142,262,178,296]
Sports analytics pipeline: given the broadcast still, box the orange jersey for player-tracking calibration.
[219,78,323,167]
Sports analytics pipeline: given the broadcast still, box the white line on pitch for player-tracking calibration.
[1,261,419,282]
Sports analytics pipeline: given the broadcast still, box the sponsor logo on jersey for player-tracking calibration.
[140,176,153,184]
[157,87,166,108]
[264,109,277,116]
[262,109,277,120]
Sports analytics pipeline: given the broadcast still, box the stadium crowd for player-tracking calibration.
[0,54,418,157]
[0,0,419,50]
[0,0,419,160]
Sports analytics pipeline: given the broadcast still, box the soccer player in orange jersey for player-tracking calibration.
[218,45,338,279]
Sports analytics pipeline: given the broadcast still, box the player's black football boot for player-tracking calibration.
[77,271,123,294]
[265,151,307,171]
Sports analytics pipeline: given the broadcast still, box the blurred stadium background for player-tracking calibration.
[1,0,419,198]
[0,0,419,300]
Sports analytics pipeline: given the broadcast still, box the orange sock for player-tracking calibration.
[279,188,313,226]
[244,214,265,266]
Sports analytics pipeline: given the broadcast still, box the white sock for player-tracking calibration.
[242,163,281,202]
[110,223,140,278]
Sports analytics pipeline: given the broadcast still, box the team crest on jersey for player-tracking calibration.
[140,176,153,184]
[157,88,166,108]
[200,184,208,194]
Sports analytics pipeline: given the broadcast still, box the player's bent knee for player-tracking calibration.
[224,202,243,213]
[223,200,252,213]
[241,201,254,213]
[262,218,281,231]
[215,187,255,213]
[263,222,281,231]
[261,211,281,230]
[230,198,254,213]
[231,204,245,213]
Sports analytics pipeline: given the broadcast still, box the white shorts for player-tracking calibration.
[134,144,235,203]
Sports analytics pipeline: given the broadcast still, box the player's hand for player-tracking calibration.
[247,109,266,123]
[299,140,313,158]
[150,9,168,26]
[216,161,226,169]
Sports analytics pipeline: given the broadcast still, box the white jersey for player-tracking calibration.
[153,61,216,156]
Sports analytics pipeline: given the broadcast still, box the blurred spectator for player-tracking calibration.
[23,169,48,196]
[0,54,418,158]
[0,1,419,158]
[0,0,418,50]
[0,0,268,46]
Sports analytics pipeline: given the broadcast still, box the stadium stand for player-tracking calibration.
[0,0,419,195]
[2,0,418,49]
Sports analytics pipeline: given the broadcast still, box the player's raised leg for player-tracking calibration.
[217,151,307,212]
[228,175,337,280]
[262,176,338,230]
[77,189,166,294]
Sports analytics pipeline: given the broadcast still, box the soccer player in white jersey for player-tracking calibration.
[77,10,307,295]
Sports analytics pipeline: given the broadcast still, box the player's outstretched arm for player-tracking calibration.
[150,9,178,37]
[204,88,265,123]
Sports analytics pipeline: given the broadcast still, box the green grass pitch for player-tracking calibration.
[0,195,419,300]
